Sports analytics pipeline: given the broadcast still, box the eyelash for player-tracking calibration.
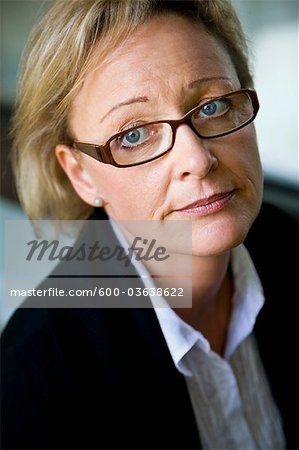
[115,92,233,134]
[117,119,147,134]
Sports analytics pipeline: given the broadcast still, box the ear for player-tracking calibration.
[55,144,98,207]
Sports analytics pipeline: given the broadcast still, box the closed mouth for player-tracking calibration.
[174,190,236,216]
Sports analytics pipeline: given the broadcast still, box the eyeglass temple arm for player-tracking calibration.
[73,142,115,165]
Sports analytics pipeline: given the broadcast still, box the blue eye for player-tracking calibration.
[120,127,150,148]
[199,99,230,118]
[202,102,217,116]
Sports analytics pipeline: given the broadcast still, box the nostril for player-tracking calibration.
[179,152,219,181]
[170,125,220,180]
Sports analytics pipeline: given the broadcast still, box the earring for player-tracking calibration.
[94,196,103,207]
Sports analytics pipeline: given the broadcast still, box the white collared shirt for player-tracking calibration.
[110,219,285,449]
[151,244,265,371]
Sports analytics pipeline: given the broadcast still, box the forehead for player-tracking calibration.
[70,14,239,136]
[86,15,237,89]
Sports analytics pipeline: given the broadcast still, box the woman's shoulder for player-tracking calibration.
[1,307,51,351]
[248,203,298,449]
[245,201,298,269]
[248,202,297,380]
[245,202,298,307]
[247,201,298,241]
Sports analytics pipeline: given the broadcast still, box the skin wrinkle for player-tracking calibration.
[56,15,263,349]
[98,76,235,129]
[72,31,238,142]
[62,15,263,249]
[100,77,238,139]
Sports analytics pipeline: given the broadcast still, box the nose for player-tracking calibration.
[169,124,219,180]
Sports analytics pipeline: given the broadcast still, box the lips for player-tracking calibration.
[175,190,236,215]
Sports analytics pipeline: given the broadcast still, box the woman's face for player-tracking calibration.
[60,14,263,256]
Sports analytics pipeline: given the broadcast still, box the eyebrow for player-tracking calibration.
[99,76,233,123]
[100,96,149,123]
[187,76,232,89]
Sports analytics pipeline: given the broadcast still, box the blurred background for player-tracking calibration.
[0,0,298,327]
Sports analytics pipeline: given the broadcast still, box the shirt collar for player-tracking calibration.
[110,218,265,372]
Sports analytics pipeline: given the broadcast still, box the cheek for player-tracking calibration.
[88,160,168,219]
[220,127,263,189]
[92,165,137,205]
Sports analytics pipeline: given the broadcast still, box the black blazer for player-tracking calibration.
[1,203,298,449]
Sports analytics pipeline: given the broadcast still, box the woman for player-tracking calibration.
[1,1,297,449]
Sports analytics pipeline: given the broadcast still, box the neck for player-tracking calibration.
[119,222,234,356]
[174,251,233,356]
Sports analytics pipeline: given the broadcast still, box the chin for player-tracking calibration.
[190,209,257,257]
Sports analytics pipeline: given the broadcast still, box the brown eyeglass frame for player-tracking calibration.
[72,88,259,168]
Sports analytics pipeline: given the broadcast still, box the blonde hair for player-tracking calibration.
[12,0,253,220]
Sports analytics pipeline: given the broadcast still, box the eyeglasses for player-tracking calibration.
[72,88,259,168]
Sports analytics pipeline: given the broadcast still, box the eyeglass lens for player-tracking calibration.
[109,91,254,165]
[110,122,173,166]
